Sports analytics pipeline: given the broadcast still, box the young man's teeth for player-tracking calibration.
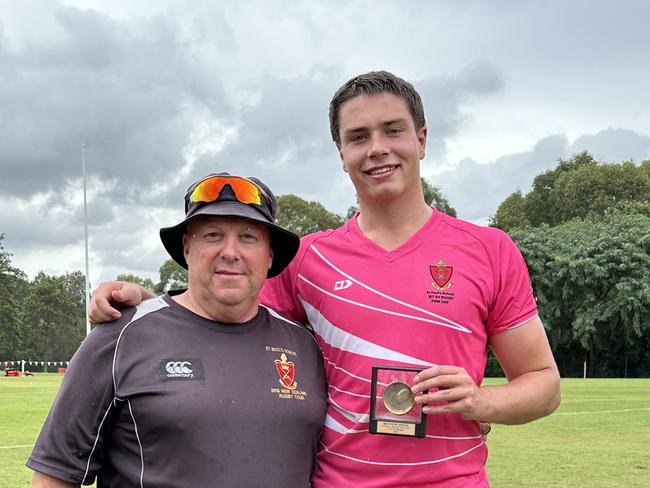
[370,166,394,175]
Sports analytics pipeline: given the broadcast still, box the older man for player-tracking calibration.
[27,173,327,487]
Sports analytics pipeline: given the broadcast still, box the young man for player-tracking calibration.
[90,72,560,487]
[28,174,327,487]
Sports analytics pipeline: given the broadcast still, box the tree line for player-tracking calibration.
[1,153,648,377]
[490,152,650,377]
[0,252,85,365]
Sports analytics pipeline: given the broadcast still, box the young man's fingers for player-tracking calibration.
[88,297,121,323]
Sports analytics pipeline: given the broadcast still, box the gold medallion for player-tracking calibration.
[382,381,414,415]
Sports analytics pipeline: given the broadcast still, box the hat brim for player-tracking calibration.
[159,201,300,278]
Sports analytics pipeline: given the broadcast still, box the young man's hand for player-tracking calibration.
[88,281,150,323]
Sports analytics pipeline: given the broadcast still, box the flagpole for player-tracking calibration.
[82,143,91,336]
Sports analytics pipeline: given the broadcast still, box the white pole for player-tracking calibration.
[82,144,91,336]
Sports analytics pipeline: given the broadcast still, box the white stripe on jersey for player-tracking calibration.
[322,354,372,383]
[323,414,367,435]
[83,297,169,485]
[81,403,115,484]
[299,274,470,333]
[328,396,369,424]
[322,415,484,441]
[127,399,145,488]
[112,296,169,392]
[308,244,471,333]
[262,304,320,340]
[301,299,434,367]
[318,440,485,466]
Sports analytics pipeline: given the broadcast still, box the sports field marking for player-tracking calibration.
[555,407,650,416]
[0,444,33,449]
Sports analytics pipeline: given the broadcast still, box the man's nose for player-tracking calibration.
[367,133,390,158]
[219,235,241,261]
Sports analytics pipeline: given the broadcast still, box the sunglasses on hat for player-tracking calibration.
[187,175,275,216]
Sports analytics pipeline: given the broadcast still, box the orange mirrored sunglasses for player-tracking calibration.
[189,175,269,207]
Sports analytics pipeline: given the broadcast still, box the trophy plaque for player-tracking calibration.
[369,366,427,438]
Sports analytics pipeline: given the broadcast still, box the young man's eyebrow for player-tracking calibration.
[342,125,367,134]
[382,118,408,126]
[343,118,408,135]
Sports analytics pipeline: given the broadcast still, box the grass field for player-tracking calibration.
[1,375,649,487]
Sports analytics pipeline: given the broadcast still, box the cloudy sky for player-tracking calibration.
[1,0,649,286]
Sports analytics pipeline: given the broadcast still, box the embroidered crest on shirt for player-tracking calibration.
[274,353,297,389]
[430,258,453,290]
[267,348,308,401]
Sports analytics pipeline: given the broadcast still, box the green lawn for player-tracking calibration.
[485,377,650,487]
[1,375,649,487]
[0,374,66,488]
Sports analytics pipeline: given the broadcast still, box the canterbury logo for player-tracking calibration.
[160,358,204,382]
[333,279,353,291]
[166,361,193,374]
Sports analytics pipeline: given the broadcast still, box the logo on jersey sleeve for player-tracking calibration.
[159,358,205,381]
[430,258,453,290]
[333,279,353,291]
[274,353,297,389]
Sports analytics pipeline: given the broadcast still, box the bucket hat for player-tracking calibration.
[159,172,299,278]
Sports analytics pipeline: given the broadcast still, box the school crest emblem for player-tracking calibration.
[274,353,297,390]
[430,259,453,290]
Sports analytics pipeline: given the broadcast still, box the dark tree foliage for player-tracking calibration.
[490,153,650,377]
[154,259,188,293]
[493,152,650,231]
[116,273,156,291]
[0,234,28,359]
[422,178,457,217]
[276,194,344,236]
[489,190,529,229]
[21,271,86,361]
[1,236,85,363]
[510,211,650,377]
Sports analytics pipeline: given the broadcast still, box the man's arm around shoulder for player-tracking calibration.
[89,281,156,323]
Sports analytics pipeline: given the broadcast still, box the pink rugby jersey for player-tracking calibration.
[260,209,538,488]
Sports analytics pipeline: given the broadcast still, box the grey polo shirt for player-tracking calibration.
[27,295,327,487]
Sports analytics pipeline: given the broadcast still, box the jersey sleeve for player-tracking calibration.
[260,236,312,323]
[26,312,134,485]
[486,230,538,335]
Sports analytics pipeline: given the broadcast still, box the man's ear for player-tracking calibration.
[418,125,428,160]
[268,249,274,269]
[338,145,349,173]
[183,233,191,259]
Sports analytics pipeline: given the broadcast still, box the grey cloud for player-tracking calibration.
[416,63,505,157]
[83,202,179,282]
[0,193,116,253]
[1,212,83,250]
[456,62,505,94]
[0,6,232,203]
[570,129,650,163]
[3,1,648,282]
[191,67,349,209]
[190,64,506,214]
[433,129,650,223]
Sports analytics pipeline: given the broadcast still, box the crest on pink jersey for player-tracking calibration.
[430,259,453,290]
